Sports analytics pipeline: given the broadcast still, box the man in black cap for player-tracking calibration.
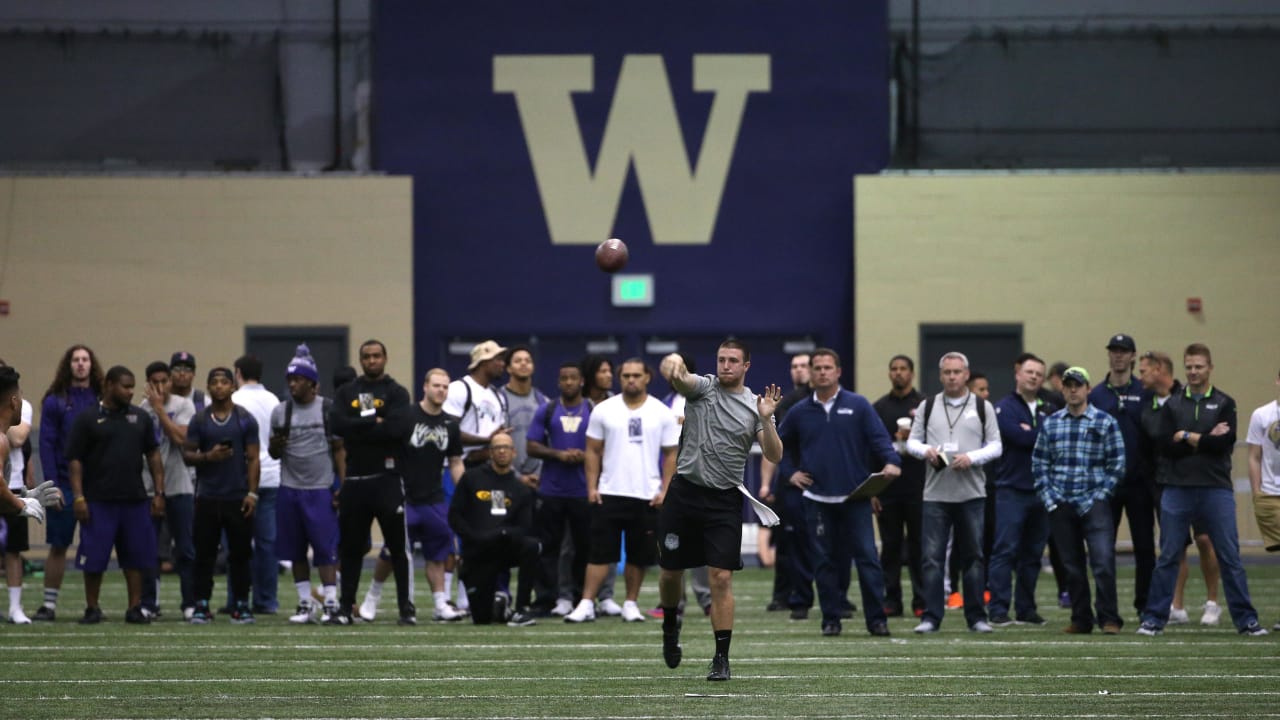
[1088,333,1154,618]
[168,352,206,413]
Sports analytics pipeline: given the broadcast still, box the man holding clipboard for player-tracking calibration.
[776,349,901,638]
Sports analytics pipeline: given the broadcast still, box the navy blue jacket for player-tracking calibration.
[777,389,901,497]
[1089,375,1144,487]
[994,391,1057,491]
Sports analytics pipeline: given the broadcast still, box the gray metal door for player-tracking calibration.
[245,326,349,401]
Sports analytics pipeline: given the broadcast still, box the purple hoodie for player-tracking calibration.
[40,386,99,484]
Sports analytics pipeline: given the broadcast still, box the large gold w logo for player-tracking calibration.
[494,54,770,246]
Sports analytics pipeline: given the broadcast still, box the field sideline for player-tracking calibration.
[2,564,1278,719]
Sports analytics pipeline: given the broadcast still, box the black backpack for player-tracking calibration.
[922,393,988,444]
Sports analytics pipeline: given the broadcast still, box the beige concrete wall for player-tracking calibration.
[854,172,1280,546]
[0,176,414,425]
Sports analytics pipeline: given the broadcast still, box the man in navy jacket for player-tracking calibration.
[777,349,900,637]
[1089,333,1155,617]
[988,353,1057,626]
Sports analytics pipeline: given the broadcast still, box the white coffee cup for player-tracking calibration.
[897,417,911,432]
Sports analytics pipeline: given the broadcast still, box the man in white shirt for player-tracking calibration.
[565,359,679,624]
[233,355,282,614]
[1248,367,1280,631]
[1,358,35,623]
[444,340,511,469]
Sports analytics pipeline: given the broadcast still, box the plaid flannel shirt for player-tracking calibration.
[1031,404,1125,516]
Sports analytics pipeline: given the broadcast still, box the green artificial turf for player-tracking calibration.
[2,564,1277,719]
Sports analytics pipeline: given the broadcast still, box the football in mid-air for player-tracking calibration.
[595,238,629,273]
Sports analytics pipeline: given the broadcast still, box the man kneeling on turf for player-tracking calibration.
[448,433,541,626]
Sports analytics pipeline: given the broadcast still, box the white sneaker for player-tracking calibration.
[358,592,380,622]
[8,608,31,625]
[432,604,465,622]
[1168,606,1190,625]
[1200,600,1222,626]
[550,598,574,617]
[913,620,938,634]
[969,620,993,633]
[598,598,624,616]
[564,599,597,623]
[620,600,646,623]
[289,602,319,624]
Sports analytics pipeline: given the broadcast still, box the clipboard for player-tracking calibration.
[846,472,896,501]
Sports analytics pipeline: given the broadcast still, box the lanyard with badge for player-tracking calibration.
[941,394,969,453]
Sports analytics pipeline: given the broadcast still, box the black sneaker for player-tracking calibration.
[325,610,354,626]
[397,614,418,626]
[989,614,1015,627]
[78,606,104,625]
[706,654,731,681]
[840,605,855,620]
[189,602,213,625]
[32,606,55,622]
[124,605,151,625]
[229,603,256,625]
[1017,612,1047,625]
[662,616,683,669]
[868,622,891,637]
[507,609,537,627]
[765,600,786,612]
[492,592,511,623]
[789,607,808,621]
[1240,621,1269,637]
[821,621,842,637]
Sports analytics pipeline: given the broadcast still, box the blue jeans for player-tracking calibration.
[987,487,1050,619]
[251,488,279,611]
[165,494,196,610]
[1142,485,1258,630]
[803,498,887,629]
[1049,501,1120,631]
[921,499,986,628]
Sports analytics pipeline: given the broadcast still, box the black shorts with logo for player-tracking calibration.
[657,475,743,571]
[588,495,658,566]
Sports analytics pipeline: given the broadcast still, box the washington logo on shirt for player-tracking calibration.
[410,423,451,451]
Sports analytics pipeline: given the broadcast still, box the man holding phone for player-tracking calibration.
[183,368,261,625]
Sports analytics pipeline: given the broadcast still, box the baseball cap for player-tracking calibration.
[1105,334,1136,352]
[468,340,508,371]
[170,351,197,370]
[1061,366,1091,386]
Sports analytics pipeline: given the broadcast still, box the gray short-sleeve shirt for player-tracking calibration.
[271,397,334,490]
[675,374,764,490]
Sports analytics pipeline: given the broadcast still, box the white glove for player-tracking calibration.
[18,496,46,524]
[23,480,62,508]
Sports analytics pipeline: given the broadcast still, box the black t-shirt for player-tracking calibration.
[66,403,159,502]
[399,405,462,505]
[872,389,925,501]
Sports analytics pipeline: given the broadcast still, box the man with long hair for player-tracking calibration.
[34,345,103,621]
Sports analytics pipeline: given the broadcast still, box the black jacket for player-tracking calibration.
[1158,385,1237,489]
[329,375,411,477]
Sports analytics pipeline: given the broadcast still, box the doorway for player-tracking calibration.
[245,326,349,401]
[918,324,1022,400]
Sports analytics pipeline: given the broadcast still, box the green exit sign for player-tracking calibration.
[611,273,654,307]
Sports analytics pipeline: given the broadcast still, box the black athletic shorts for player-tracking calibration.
[657,475,743,571]
[587,495,658,566]
[3,513,29,553]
